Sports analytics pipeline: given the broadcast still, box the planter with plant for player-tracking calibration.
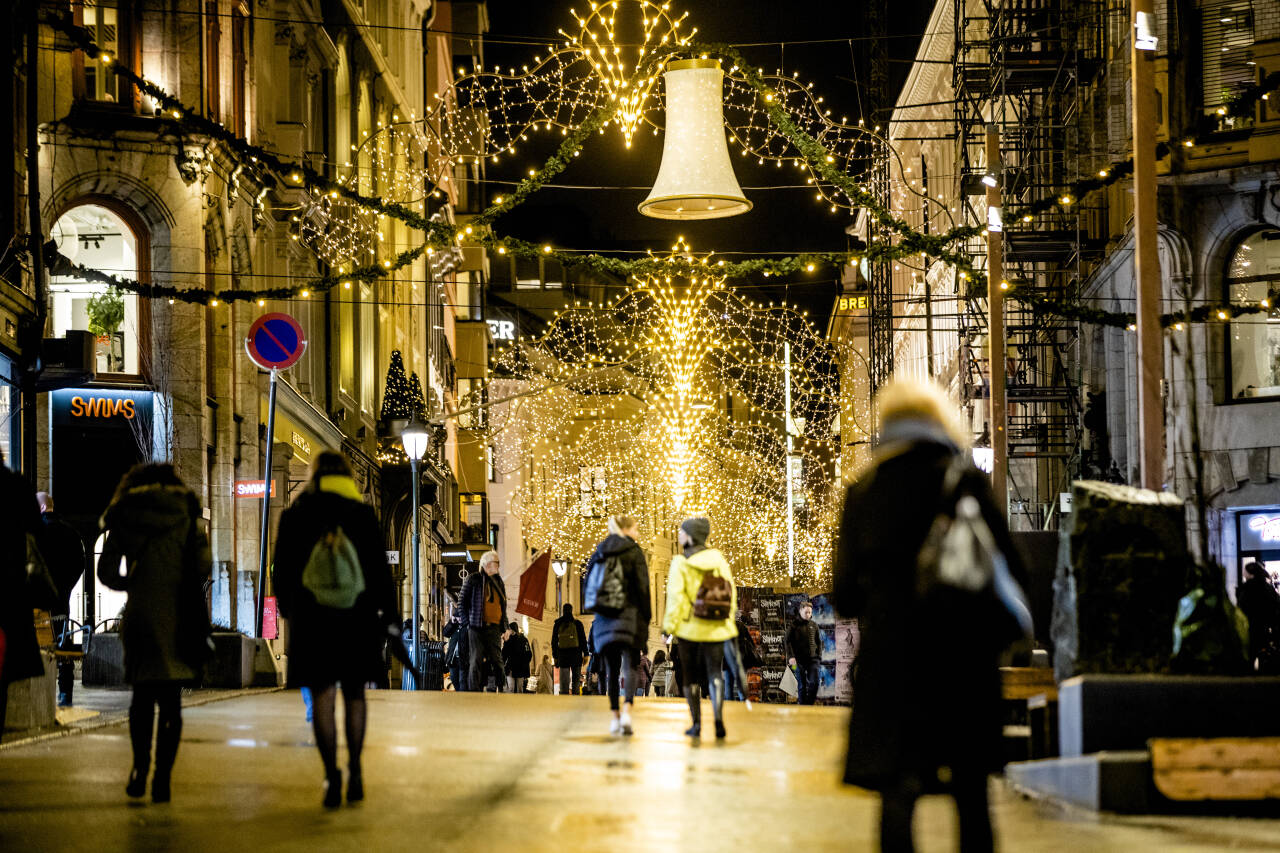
[86,287,125,343]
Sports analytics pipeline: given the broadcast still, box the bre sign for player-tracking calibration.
[234,479,276,499]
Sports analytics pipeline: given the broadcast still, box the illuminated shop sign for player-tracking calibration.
[1241,512,1280,550]
[52,388,154,429]
[487,319,516,341]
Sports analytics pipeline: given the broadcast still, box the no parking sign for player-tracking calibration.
[245,313,306,371]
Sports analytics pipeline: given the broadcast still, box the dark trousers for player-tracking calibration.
[797,660,820,705]
[677,639,725,726]
[557,658,582,695]
[468,625,505,691]
[51,617,75,705]
[129,683,183,776]
[603,644,637,711]
[880,770,993,853]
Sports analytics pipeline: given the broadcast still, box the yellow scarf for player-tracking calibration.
[318,475,364,503]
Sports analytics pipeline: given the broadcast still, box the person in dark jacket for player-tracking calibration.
[1238,561,1280,674]
[97,464,212,804]
[444,603,468,691]
[551,603,588,695]
[459,551,506,691]
[787,601,821,705]
[833,379,1026,853]
[724,613,759,701]
[586,515,652,734]
[273,451,398,808]
[0,455,45,739]
[37,492,86,707]
[503,621,533,692]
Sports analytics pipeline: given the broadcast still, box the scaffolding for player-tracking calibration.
[952,0,1108,529]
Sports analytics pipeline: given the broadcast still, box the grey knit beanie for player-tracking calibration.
[680,517,710,547]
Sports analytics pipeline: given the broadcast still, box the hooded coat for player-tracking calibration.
[0,466,45,687]
[833,434,1025,791]
[662,548,738,643]
[586,533,652,650]
[97,484,211,685]
[273,476,398,689]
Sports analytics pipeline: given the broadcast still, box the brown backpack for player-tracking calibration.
[692,567,732,620]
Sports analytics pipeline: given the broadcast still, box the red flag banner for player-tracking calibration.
[515,552,551,620]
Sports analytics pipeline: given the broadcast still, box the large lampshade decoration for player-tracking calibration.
[639,59,752,220]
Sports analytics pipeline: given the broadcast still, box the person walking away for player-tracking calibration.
[535,654,554,694]
[36,493,86,708]
[649,649,668,697]
[551,603,587,695]
[834,379,1029,853]
[503,621,533,693]
[585,619,608,695]
[635,647,652,697]
[273,451,400,808]
[725,613,761,702]
[444,605,467,691]
[1238,561,1280,674]
[0,453,46,739]
[667,640,684,698]
[662,517,737,739]
[585,515,651,734]
[459,551,506,692]
[787,602,822,705]
[97,464,213,803]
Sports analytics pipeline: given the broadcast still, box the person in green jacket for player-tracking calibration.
[662,517,737,740]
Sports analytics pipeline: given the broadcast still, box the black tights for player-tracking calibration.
[677,639,725,727]
[879,770,994,853]
[603,644,637,711]
[129,683,183,777]
[310,682,367,778]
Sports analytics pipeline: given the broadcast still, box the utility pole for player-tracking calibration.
[1131,0,1163,490]
[784,341,795,580]
[985,125,1008,515]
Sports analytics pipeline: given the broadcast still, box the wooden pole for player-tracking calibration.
[1132,0,1164,490]
[985,124,1008,516]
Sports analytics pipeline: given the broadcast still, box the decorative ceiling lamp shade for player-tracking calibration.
[638,59,752,220]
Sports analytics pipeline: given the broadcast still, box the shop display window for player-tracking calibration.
[1226,228,1280,399]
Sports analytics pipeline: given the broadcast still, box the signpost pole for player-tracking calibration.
[256,367,279,638]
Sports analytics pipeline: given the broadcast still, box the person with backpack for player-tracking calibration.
[583,514,651,734]
[662,517,737,740]
[273,451,399,808]
[833,379,1028,853]
[503,621,533,693]
[97,463,213,804]
[551,603,587,695]
[787,601,821,705]
[458,551,507,692]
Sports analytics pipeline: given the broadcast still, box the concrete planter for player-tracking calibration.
[3,651,56,731]
[206,633,256,688]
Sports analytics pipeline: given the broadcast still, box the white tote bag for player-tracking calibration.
[780,665,799,698]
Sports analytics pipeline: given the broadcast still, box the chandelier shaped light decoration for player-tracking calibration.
[487,241,842,585]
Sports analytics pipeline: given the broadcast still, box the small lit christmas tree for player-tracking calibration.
[408,372,428,419]
[379,350,415,421]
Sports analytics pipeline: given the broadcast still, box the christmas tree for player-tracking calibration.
[408,372,427,419]
[379,350,415,421]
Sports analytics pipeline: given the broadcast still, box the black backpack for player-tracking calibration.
[584,553,626,617]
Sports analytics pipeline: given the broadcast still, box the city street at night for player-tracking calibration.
[2,692,1278,852]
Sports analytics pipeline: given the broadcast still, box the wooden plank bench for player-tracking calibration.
[1001,667,1059,760]
[32,609,84,662]
[1151,737,1280,801]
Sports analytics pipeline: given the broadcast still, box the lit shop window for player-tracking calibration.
[1226,228,1280,399]
[50,204,142,376]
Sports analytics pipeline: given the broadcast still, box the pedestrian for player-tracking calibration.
[503,621,533,693]
[535,654,554,694]
[586,620,607,695]
[1238,561,1280,674]
[724,612,760,702]
[0,452,46,739]
[551,603,587,695]
[585,514,651,734]
[97,463,213,804]
[459,551,507,692]
[649,649,668,697]
[662,517,737,740]
[635,647,652,697]
[787,601,822,705]
[834,379,1028,853]
[666,640,683,698]
[273,451,399,808]
[444,604,468,691]
[36,493,86,708]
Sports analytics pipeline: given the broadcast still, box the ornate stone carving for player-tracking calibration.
[175,142,208,184]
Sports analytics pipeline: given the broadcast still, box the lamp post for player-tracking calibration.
[401,415,430,690]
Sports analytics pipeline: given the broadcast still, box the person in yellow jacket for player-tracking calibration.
[662,517,737,740]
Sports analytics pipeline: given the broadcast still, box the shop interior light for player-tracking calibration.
[981,172,998,188]
[1135,11,1158,51]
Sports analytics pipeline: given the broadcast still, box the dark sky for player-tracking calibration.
[476,0,936,319]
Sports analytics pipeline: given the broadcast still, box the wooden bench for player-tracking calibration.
[1151,737,1280,801]
[32,609,84,662]
[1001,667,1059,760]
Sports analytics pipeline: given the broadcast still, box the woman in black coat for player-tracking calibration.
[0,455,45,739]
[98,463,212,803]
[834,380,1026,853]
[587,514,651,735]
[273,451,398,808]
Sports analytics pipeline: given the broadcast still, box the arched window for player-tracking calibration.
[1225,228,1280,399]
[49,203,145,376]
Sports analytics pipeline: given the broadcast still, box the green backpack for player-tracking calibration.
[301,527,365,609]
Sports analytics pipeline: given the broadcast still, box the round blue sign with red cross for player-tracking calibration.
[245,313,306,370]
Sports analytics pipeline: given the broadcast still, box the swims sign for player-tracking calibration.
[51,388,154,429]
[68,395,137,419]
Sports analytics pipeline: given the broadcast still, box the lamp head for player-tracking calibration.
[401,415,431,462]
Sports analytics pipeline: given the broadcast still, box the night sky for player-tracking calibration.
[477,0,936,320]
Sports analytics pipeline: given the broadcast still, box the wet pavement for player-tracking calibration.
[1,691,1277,851]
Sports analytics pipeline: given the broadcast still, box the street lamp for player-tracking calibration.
[552,559,568,577]
[401,415,430,690]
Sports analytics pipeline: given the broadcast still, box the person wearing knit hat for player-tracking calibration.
[662,516,737,740]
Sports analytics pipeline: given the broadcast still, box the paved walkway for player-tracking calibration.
[1,691,1277,852]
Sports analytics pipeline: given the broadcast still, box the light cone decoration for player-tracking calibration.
[639,59,752,220]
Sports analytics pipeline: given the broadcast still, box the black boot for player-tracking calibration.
[709,677,727,740]
[684,685,702,738]
[151,714,182,803]
[126,702,153,798]
[323,769,343,809]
